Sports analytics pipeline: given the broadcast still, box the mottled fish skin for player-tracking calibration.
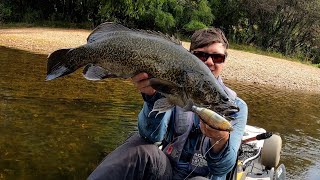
[46,22,239,116]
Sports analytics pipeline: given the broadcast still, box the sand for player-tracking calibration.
[1,27,319,93]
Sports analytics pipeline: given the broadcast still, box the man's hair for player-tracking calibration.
[190,28,229,51]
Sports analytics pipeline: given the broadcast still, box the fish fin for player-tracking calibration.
[149,78,182,95]
[88,22,181,46]
[87,22,131,43]
[82,64,118,80]
[46,48,74,81]
[181,100,194,112]
[148,98,174,117]
[133,29,182,45]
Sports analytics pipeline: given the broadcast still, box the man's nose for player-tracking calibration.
[205,57,214,66]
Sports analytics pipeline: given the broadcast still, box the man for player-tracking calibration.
[88,28,248,180]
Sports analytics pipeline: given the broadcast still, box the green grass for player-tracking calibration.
[230,43,291,60]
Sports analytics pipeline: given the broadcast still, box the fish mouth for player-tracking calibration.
[46,66,69,81]
[209,100,239,118]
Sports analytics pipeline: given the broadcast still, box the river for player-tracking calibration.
[0,46,319,179]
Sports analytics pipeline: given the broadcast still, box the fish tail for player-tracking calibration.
[46,48,74,81]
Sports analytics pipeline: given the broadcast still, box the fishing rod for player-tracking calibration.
[242,132,273,144]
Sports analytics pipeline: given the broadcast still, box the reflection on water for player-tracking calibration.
[0,47,141,179]
[0,46,319,179]
[225,81,320,180]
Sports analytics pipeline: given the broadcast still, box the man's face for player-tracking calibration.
[192,43,226,78]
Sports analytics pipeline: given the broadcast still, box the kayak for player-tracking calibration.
[229,125,286,180]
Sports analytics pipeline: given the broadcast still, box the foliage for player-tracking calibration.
[0,3,12,23]
[183,20,207,32]
[238,0,320,63]
[0,0,319,64]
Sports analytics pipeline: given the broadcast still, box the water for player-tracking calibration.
[227,81,320,180]
[0,46,319,179]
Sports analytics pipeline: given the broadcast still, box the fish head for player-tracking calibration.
[46,47,91,81]
[190,91,238,114]
[183,72,239,117]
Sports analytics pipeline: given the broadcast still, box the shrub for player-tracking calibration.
[183,20,207,33]
[0,3,12,23]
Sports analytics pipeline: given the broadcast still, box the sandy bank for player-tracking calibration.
[0,27,319,93]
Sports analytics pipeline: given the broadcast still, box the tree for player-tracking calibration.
[239,0,320,62]
[182,0,214,34]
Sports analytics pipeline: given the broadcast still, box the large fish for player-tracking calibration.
[46,22,239,118]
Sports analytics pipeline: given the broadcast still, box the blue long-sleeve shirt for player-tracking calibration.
[138,90,247,179]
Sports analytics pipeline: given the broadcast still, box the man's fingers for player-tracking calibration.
[200,120,228,138]
[131,72,149,83]
[140,86,156,95]
[136,78,156,95]
[131,72,156,96]
[136,79,150,89]
[199,121,206,134]
[200,121,212,129]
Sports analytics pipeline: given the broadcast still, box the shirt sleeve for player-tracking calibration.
[137,93,173,144]
[203,97,248,177]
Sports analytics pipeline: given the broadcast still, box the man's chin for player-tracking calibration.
[211,71,217,77]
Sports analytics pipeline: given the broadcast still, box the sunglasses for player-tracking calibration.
[192,51,226,64]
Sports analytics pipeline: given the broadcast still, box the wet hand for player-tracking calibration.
[200,121,229,153]
[131,73,156,96]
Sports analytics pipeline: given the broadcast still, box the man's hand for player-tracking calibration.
[131,73,156,96]
[200,121,229,153]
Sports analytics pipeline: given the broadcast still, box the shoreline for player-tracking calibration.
[1,27,319,94]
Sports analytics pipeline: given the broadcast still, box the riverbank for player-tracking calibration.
[0,27,319,93]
